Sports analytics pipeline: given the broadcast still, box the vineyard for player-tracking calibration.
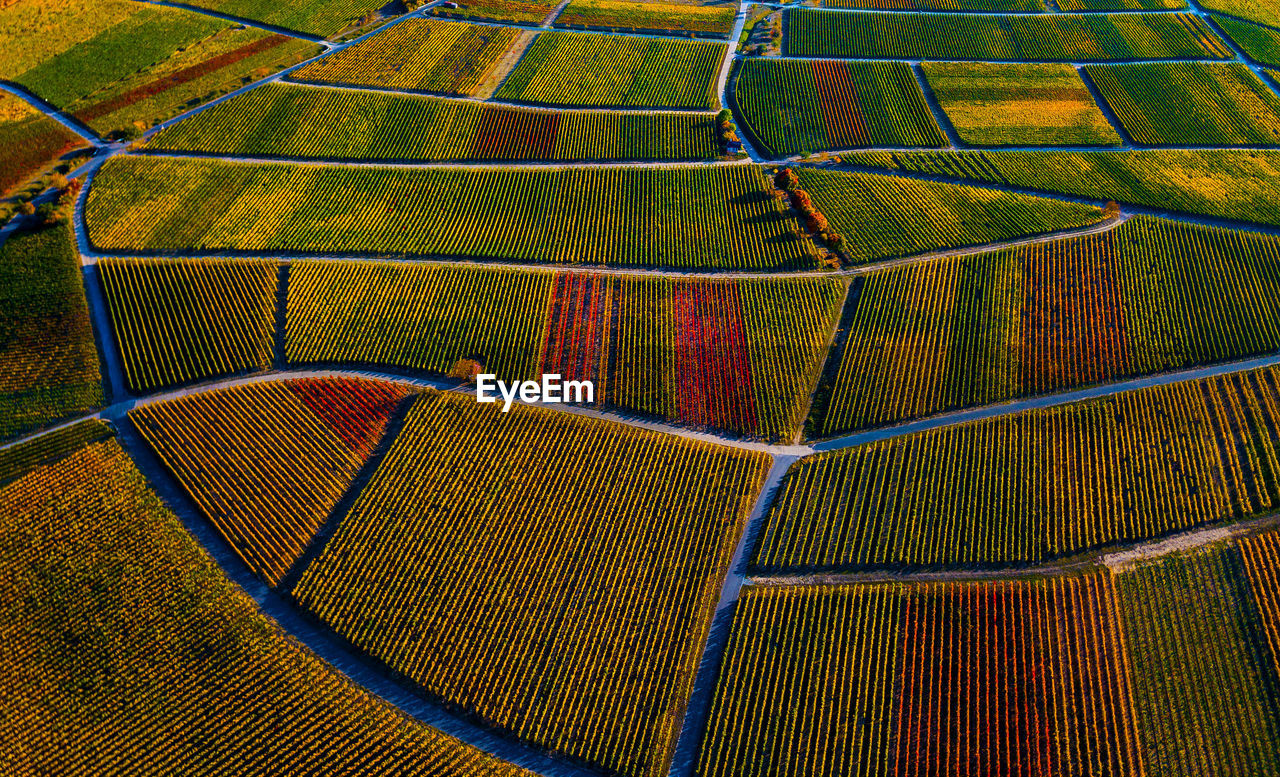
[129,378,413,585]
[286,261,844,440]
[166,0,382,36]
[0,93,86,195]
[289,19,522,96]
[823,0,1044,9]
[759,366,1280,570]
[291,390,769,777]
[0,418,113,488]
[1201,0,1280,27]
[1240,529,1280,678]
[0,2,313,136]
[922,62,1121,146]
[794,167,1105,264]
[553,0,736,37]
[815,216,1280,435]
[785,9,1232,60]
[433,0,561,24]
[731,59,946,156]
[85,156,816,268]
[0,224,102,441]
[0,436,529,776]
[1116,547,1280,775]
[697,575,1140,777]
[494,30,724,108]
[99,258,278,392]
[848,149,1280,227]
[1212,15,1280,67]
[146,83,717,161]
[1087,62,1280,145]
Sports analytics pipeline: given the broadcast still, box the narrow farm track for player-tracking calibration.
[129,0,331,42]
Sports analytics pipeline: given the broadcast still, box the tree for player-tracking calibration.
[449,358,483,382]
[774,168,798,191]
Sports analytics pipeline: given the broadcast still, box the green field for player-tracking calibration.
[0,224,102,440]
[850,148,1280,227]
[86,156,816,269]
[433,0,560,24]
[786,9,1233,60]
[495,30,724,108]
[732,59,946,156]
[1201,0,1280,29]
[814,215,1280,436]
[794,167,1105,264]
[147,83,717,161]
[1087,62,1280,145]
[824,0,1045,8]
[1213,14,1280,67]
[1117,548,1280,776]
[168,0,383,36]
[289,18,523,95]
[924,62,1121,146]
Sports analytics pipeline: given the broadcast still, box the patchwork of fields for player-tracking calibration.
[9,0,1280,772]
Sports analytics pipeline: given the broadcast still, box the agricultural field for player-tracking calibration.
[433,0,561,25]
[1116,547,1280,775]
[130,378,414,585]
[0,434,529,775]
[289,18,523,96]
[786,9,1233,60]
[1058,0,1186,7]
[849,148,1280,227]
[85,156,816,269]
[814,216,1280,435]
[0,224,102,441]
[793,167,1106,264]
[757,365,1280,570]
[1240,529,1280,677]
[1201,0,1280,28]
[1086,62,1280,145]
[697,575,1139,777]
[554,0,736,36]
[731,59,946,156]
[0,0,315,136]
[923,62,1121,146]
[165,0,384,37]
[0,93,86,197]
[824,0,1044,8]
[286,262,844,440]
[291,390,769,777]
[1213,14,1280,67]
[99,258,278,392]
[494,30,724,108]
[146,83,718,161]
[0,418,113,488]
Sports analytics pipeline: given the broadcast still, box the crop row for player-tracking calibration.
[148,83,717,161]
[1,224,102,441]
[495,30,724,108]
[824,0,1044,9]
[554,0,735,37]
[0,94,85,195]
[794,167,1104,265]
[0,435,526,775]
[817,215,1280,436]
[174,0,382,36]
[99,258,277,393]
[1086,62,1280,145]
[129,378,411,585]
[698,574,1138,777]
[922,62,1121,147]
[291,389,770,777]
[1117,545,1280,775]
[291,18,521,95]
[286,261,844,440]
[732,59,946,156]
[0,418,113,488]
[433,0,560,25]
[760,365,1280,570]
[848,148,1280,227]
[86,156,815,269]
[786,9,1232,60]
